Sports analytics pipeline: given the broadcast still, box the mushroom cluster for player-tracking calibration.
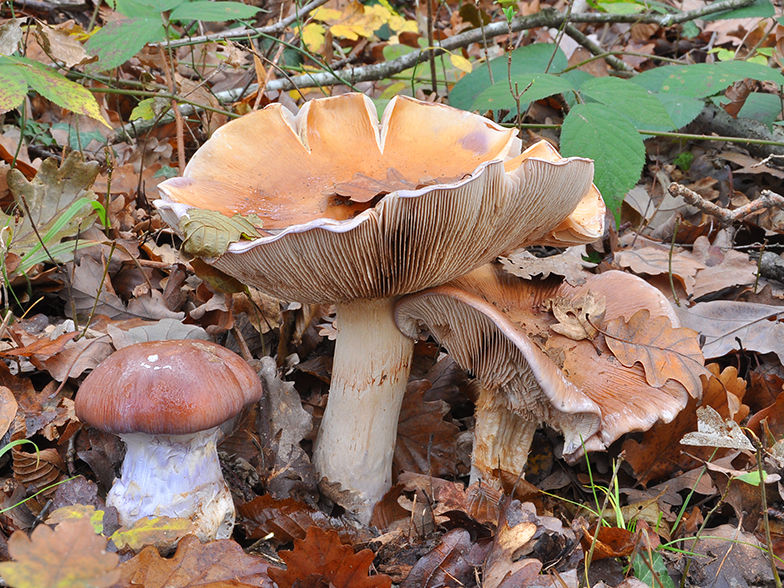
[395,264,697,488]
[75,339,263,541]
[155,94,605,520]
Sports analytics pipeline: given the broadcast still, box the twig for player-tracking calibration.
[153,0,331,50]
[669,183,784,227]
[563,23,631,72]
[116,0,754,139]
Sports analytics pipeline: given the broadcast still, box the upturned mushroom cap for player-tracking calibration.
[75,339,263,435]
[155,94,605,303]
[395,265,694,469]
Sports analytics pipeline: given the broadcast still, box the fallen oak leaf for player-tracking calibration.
[109,515,194,552]
[602,309,709,399]
[117,535,274,587]
[269,526,391,588]
[0,518,120,588]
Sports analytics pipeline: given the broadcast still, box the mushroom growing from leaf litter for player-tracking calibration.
[155,93,605,520]
[395,265,702,488]
[75,339,263,541]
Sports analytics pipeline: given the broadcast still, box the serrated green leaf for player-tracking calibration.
[180,209,263,259]
[129,96,157,120]
[85,17,165,72]
[738,92,783,129]
[450,43,568,111]
[471,73,574,111]
[0,63,28,113]
[135,0,185,11]
[633,551,676,588]
[110,516,192,551]
[580,76,674,129]
[705,0,773,20]
[651,93,704,129]
[6,58,108,126]
[561,103,645,222]
[170,1,260,21]
[633,62,784,99]
[596,0,645,13]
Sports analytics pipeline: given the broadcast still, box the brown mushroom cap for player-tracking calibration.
[75,340,263,435]
[156,94,604,304]
[396,264,695,459]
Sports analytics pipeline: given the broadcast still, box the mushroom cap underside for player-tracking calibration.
[395,265,692,455]
[156,95,605,303]
[75,339,263,435]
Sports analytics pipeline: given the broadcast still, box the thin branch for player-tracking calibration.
[669,183,784,227]
[153,0,330,50]
[563,23,631,72]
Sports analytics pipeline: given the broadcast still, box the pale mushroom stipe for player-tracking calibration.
[75,339,263,541]
[155,93,605,521]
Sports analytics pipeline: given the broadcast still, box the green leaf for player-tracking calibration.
[681,21,700,38]
[650,93,704,129]
[738,92,783,128]
[471,73,574,111]
[596,0,645,14]
[9,58,109,126]
[705,0,774,20]
[170,1,260,21]
[449,43,568,111]
[179,209,263,259]
[0,63,28,113]
[633,551,676,588]
[734,469,769,486]
[134,0,185,11]
[633,62,784,99]
[85,17,166,72]
[561,103,645,222]
[580,76,674,129]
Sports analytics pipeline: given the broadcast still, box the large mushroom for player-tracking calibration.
[75,339,263,541]
[154,93,605,520]
[395,265,698,487]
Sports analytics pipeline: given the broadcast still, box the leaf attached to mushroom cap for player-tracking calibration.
[603,309,710,398]
[179,209,263,259]
[545,291,605,341]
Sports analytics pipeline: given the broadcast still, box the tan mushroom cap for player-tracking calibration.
[395,265,694,460]
[75,340,263,435]
[156,94,605,304]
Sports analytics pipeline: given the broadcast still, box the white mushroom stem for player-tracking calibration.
[108,427,235,541]
[471,385,537,488]
[313,297,414,523]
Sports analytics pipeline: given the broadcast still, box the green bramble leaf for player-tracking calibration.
[580,76,674,129]
[179,209,263,259]
[85,17,166,73]
[471,73,575,111]
[170,1,260,22]
[561,103,645,223]
[0,57,109,126]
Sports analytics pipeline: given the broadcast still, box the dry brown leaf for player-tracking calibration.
[603,309,708,399]
[0,385,17,439]
[394,380,459,478]
[615,247,705,294]
[499,246,596,286]
[545,292,605,341]
[12,443,66,500]
[0,518,120,588]
[238,494,371,547]
[399,528,476,588]
[579,523,637,560]
[623,364,744,485]
[117,535,274,587]
[685,236,757,299]
[269,526,391,588]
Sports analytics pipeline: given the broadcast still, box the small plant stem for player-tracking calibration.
[159,39,185,175]
[81,243,116,339]
[749,429,783,588]
[668,216,681,307]
[426,0,437,95]
[584,455,625,588]
[477,0,494,85]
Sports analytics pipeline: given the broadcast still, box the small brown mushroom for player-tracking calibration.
[395,264,694,487]
[75,339,263,541]
[155,94,605,519]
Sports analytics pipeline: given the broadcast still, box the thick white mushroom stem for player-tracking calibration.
[108,427,235,541]
[313,297,414,523]
[471,385,537,488]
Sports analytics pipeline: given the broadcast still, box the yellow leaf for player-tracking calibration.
[110,516,193,551]
[311,6,343,21]
[389,15,418,33]
[47,504,105,534]
[301,22,326,52]
[450,53,473,74]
